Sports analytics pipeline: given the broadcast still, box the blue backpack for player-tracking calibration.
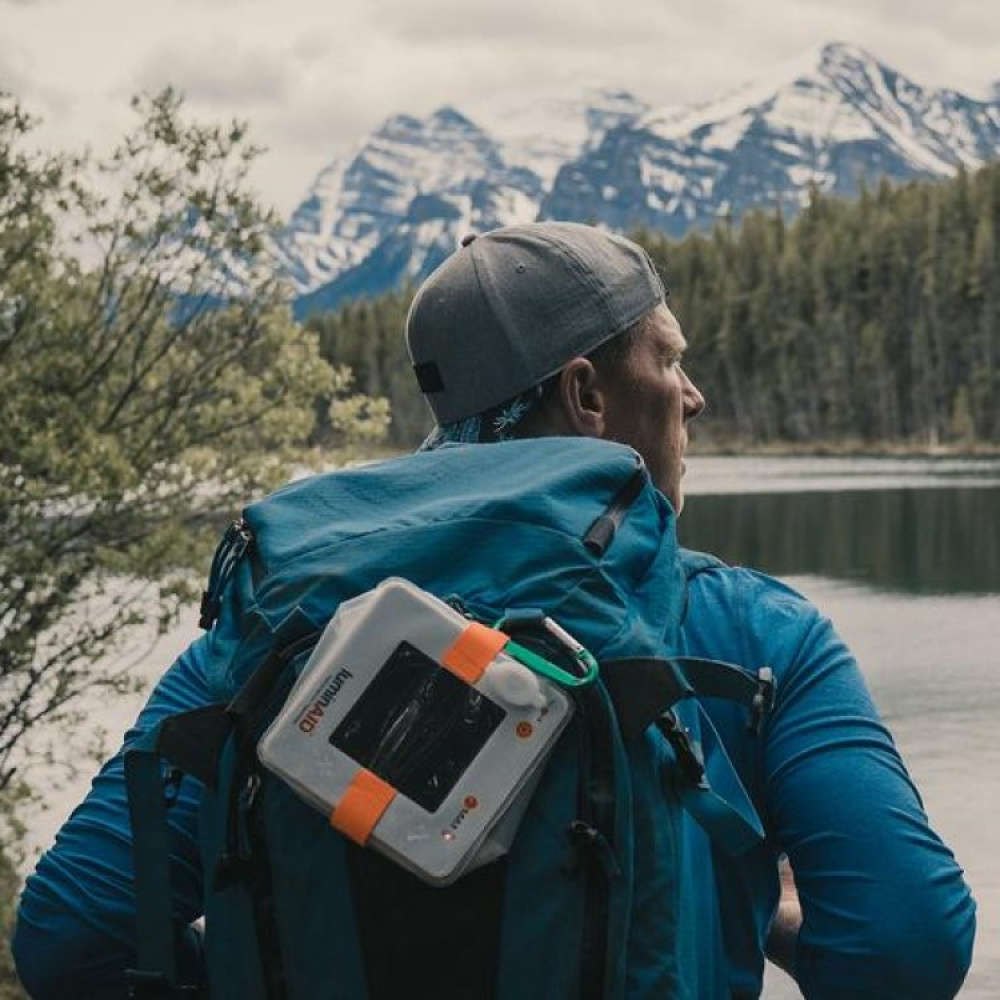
[125,437,771,1000]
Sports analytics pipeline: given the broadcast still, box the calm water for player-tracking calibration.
[681,456,1000,999]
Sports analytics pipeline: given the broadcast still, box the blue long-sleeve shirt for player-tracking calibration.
[12,555,975,998]
[678,558,975,998]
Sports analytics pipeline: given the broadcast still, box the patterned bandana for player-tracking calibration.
[418,382,548,451]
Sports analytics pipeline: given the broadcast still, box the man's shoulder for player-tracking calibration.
[678,547,826,665]
[678,547,815,606]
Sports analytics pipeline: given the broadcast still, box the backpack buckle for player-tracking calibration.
[656,711,708,788]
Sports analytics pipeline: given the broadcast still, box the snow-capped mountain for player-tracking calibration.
[279,107,542,311]
[483,89,650,187]
[543,43,1000,233]
[281,89,641,312]
[281,43,1000,316]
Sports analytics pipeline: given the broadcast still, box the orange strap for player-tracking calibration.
[440,623,508,684]
[330,769,396,845]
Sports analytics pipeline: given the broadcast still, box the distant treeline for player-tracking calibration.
[308,162,1000,449]
[308,289,431,447]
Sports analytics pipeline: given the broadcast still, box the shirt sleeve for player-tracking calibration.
[681,564,976,1000]
[12,633,216,1000]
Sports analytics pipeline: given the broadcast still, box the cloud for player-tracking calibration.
[347,0,870,113]
[290,32,337,65]
[0,37,78,126]
[6,0,1000,218]
[0,39,33,93]
[130,39,296,108]
[366,0,674,46]
[806,0,986,36]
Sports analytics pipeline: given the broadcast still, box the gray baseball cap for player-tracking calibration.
[406,221,666,426]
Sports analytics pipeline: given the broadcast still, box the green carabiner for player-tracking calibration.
[495,614,600,688]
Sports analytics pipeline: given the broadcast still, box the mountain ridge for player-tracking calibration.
[277,42,1000,316]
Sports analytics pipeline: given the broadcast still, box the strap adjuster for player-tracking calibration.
[657,711,707,788]
[748,667,775,735]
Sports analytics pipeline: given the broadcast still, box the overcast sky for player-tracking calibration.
[3,0,999,216]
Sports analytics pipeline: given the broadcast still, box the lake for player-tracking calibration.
[19,454,1000,997]
[679,455,1000,999]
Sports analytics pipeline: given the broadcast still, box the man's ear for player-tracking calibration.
[556,357,608,438]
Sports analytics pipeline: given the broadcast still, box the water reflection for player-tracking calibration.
[679,487,1000,595]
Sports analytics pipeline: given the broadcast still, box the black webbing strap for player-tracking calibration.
[600,655,774,742]
[125,710,228,998]
[572,681,620,1000]
[213,629,319,1000]
[126,608,320,1000]
[156,705,233,790]
[225,626,320,725]
[125,730,180,996]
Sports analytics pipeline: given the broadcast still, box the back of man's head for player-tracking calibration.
[406,222,666,431]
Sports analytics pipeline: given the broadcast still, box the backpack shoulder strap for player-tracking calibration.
[125,622,317,1000]
[601,656,773,742]
[601,655,773,857]
[660,703,765,857]
[124,707,230,998]
[124,727,178,998]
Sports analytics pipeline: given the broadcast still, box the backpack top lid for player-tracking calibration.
[209,437,686,697]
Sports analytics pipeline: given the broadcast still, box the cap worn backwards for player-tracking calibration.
[405,222,667,426]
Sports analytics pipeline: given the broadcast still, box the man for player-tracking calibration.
[14,222,974,998]
[406,222,976,996]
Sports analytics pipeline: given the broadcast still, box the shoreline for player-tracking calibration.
[686,440,1000,459]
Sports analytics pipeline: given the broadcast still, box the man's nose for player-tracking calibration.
[682,370,706,419]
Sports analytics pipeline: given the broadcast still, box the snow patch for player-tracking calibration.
[640,160,687,194]
[475,88,647,187]
[768,85,877,143]
[701,113,753,151]
[787,164,822,187]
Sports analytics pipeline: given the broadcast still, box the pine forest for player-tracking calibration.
[309,163,1000,451]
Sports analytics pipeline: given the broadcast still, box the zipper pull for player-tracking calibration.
[199,518,253,630]
[583,457,647,556]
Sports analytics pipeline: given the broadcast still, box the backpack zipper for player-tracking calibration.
[199,518,254,630]
[582,458,648,556]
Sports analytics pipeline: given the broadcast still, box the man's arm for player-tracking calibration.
[684,565,976,999]
[765,593,974,998]
[12,633,216,1000]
